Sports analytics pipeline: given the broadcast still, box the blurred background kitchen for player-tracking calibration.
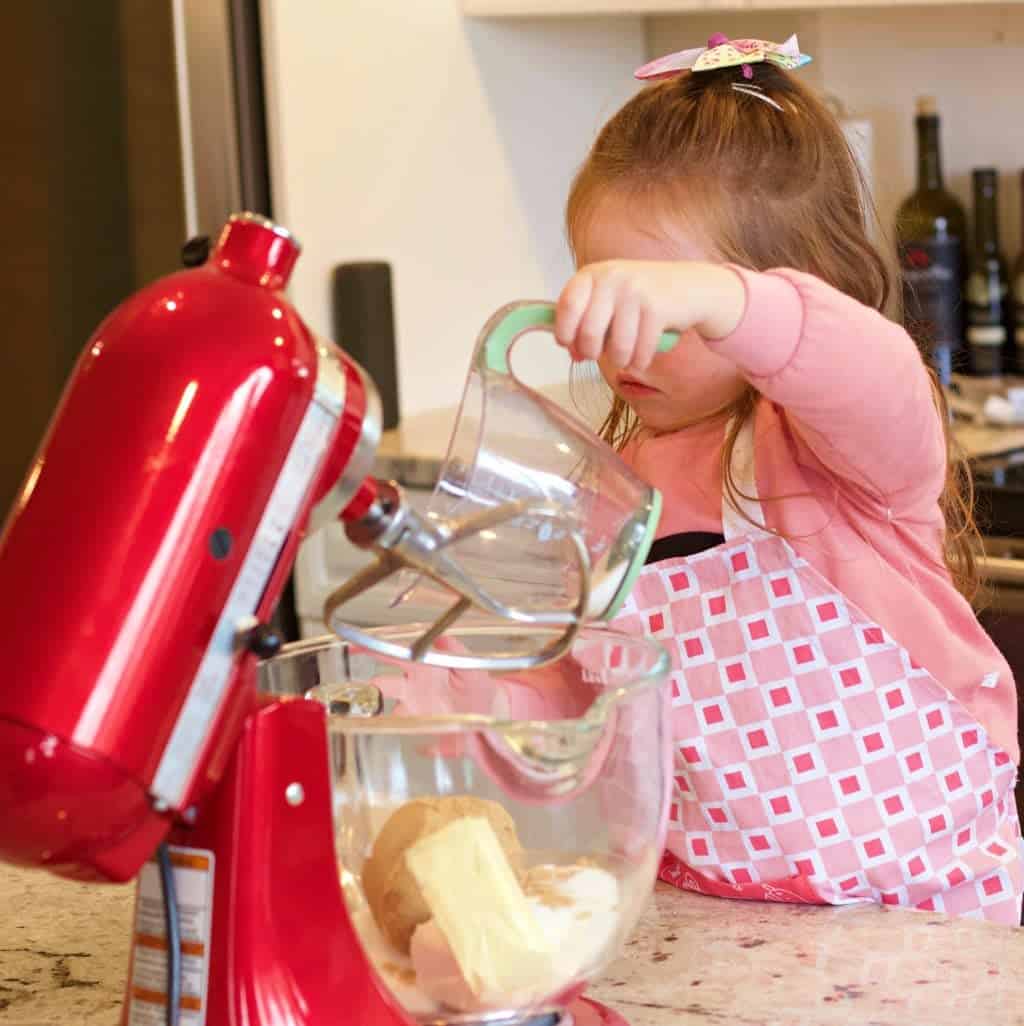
[5,3,1024,809]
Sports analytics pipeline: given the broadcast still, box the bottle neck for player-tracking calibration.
[973,180,1000,256]
[916,116,944,192]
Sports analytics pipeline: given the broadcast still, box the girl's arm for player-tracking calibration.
[555,260,946,514]
[707,266,946,512]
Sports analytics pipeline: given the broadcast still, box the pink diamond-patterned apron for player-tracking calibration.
[613,420,1024,925]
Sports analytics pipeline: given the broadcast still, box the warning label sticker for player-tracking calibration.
[126,847,214,1026]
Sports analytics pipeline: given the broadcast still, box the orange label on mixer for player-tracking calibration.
[130,987,203,1012]
[126,846,214,1026]
[167,851,211,872]
[134,933,205,957]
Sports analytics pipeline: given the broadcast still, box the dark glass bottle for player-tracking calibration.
[895,97,967,385]
[1012,171,1024,373]
[966,169,1012,376]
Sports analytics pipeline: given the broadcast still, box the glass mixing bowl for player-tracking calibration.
[261,625,671,1025]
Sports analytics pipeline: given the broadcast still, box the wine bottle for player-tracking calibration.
[966,169,1012,376]
[1012,171,1024,373]
[895,97,967,385]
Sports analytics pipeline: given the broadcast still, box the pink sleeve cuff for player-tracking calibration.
[706,265,805,379]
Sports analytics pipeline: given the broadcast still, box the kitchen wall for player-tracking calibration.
[260,3,1024,421]
[259,1,644,417]
[649,6,1024,266]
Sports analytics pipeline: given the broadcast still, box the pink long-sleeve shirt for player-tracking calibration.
[623,266,1019,762]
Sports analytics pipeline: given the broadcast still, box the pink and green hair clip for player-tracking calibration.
[634,33,812,110]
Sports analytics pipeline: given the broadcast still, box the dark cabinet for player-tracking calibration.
[976,539,1024,824]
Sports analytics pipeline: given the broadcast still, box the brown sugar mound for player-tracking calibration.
[362,796,522,952]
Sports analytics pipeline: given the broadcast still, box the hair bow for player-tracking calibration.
[635,33,812,82]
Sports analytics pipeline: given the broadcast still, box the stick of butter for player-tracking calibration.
[404,816,555,1004]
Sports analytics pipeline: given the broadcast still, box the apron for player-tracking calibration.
[613,420,1024,925]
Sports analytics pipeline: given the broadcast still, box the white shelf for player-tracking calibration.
[463,0,1020,17]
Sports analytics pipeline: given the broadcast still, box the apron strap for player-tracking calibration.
[721,415,767,540]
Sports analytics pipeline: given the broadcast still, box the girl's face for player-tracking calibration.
[574,191,746,433]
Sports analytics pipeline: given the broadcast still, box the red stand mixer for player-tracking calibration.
[0,215,672,1026]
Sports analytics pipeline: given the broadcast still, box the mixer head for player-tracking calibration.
[0,213,657,884]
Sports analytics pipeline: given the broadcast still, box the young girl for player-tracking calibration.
[553,35,1022,925]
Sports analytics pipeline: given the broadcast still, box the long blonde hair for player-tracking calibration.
[567,63,980,601]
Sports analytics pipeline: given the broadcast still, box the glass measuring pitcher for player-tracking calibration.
[425,301,666,621]
[325,301,677,670]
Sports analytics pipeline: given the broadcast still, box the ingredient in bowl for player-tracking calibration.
[351,904,441,1017]
[362,796,522,951]
[406,849,621,1014]
[524,864,620,980]
[409,920,480,1011]
[354,797,625,1016]
[405,816,554,1006]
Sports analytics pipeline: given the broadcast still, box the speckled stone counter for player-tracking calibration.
[2,865,1022,1026]
[588,885,1023,1025]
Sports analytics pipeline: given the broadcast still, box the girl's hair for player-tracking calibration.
[566,62,981,602]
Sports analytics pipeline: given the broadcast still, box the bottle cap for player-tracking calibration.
[915,96,938,117]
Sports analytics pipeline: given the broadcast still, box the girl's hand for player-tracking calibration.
[554,260,747,371]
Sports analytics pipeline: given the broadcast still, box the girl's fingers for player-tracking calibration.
[606,294,640,369]
[555,273,594,348]
[575,280,617,361]
[629,307,664,372]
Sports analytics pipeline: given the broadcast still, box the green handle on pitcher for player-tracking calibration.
[482,301,680,374]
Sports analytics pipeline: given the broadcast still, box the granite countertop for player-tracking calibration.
[2,864,1022,1026]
